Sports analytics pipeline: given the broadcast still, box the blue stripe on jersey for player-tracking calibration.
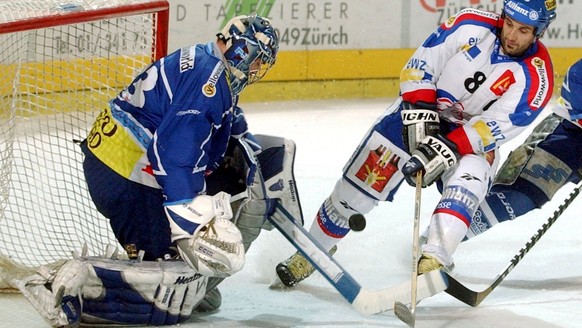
[436,88,459,104]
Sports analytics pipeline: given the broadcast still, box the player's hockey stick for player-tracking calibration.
[394,172,423,327]
[268,202,449,315]
[444,183,582,306]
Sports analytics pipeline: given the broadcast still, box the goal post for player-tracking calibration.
[0,0,170,285]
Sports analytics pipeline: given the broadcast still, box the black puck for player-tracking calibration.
[348,214,366,232]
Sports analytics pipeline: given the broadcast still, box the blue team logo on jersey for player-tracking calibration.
[467,46,481,59]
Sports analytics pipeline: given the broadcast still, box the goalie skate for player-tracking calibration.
[273,245,337,288]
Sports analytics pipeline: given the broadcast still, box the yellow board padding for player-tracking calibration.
[1,55,151,97]
[3,48,580,107]
[264,49,414,81]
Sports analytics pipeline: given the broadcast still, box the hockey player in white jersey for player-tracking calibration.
[276,0,557,287]
[465,58,582,239]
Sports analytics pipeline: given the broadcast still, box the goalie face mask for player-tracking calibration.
[218,14,279,96]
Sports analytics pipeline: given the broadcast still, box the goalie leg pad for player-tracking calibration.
[82,257,209,326]
[231,135,304,252]
[20,255,210,327]
[255,135,304,228]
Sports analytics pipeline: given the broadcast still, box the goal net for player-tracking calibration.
[0,0,169,286]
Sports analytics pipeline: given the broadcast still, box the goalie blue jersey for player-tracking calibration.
[86,42,235,204]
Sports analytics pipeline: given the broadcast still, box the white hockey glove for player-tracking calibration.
[401,101,440,153]
[166,192,244,277]
[166,192,233,241]
[402,134,459,187]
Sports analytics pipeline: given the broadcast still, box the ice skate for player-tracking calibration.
[272,245,337,288]
[418,254,444,274]
[418,254,455,274]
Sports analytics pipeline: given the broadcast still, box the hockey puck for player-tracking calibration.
[348,214,366,232]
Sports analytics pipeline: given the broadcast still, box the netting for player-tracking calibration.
[0,0,168,272]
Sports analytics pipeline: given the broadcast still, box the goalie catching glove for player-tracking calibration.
[166,191,245,278]
[401,101,440,153]
[402,134,459,187]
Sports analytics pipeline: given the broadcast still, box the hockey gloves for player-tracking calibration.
[402,134,459,187]
[166,192,245,278]
[401,101,440,153]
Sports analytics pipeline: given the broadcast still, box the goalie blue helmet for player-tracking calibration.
[218,14,279,96]
[502,0,557,37]
[561,59,582,120]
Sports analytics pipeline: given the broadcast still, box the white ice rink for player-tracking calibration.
[1,98,581,327]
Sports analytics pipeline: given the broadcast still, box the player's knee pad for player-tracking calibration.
[193,286,222,312]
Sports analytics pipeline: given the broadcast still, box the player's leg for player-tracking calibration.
[419,153,497,273]
[275,100,410,287]
[80,140,174,261]
[202,134,305,299]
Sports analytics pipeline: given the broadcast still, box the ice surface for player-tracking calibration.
[1,98,580,328]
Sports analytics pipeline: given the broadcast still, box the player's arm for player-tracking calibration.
[150,103,244,278]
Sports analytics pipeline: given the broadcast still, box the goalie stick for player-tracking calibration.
[268,202,449,315]
[444,183,582,307]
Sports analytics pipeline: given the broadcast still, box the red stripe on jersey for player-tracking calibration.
[523,42,554,111]
[401,89,437,106]
[446,127,473,156]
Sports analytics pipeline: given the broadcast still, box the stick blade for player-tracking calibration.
[393,301,415,327]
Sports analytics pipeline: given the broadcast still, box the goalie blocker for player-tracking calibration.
[17,134,304,327]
